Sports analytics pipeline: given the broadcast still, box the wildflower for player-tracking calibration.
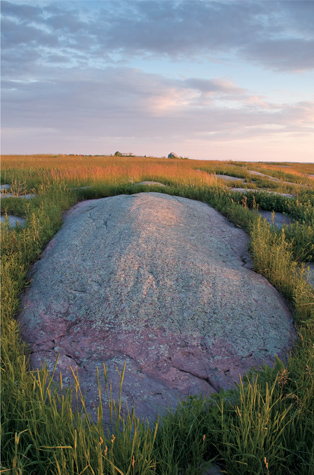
[277,368,291,387]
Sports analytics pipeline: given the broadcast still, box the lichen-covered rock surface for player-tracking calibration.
[19,192,295,422]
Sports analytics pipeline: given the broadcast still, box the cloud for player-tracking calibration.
[241,38,314,73]
[2,0,314,74]
[2,66,313,144]
[184,78,245,96]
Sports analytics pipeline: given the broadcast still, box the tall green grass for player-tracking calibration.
[1,163,314,474]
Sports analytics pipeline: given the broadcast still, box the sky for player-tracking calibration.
[1,0,314,162]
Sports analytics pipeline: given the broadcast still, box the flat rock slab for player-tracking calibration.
[258,210,293,228]
[246,170,281,182]
[215,175,244,182]
[246,170,270,177]
[246,170,308,187]
[18,193,295,422]
[1,215,26,227]
[231,188,295,198]
[0,193,36,199]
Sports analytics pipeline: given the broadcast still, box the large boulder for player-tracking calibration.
[18,193,295,422]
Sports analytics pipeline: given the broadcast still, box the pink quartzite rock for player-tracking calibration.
[18,192,296,423]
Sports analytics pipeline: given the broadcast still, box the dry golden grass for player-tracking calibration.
[257,162,314,176]
[2,155,313,194]
[1,155,224,189]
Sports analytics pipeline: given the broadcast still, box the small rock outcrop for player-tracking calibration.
[134,181,166,187]
[168,152,179,158]
[18,193,295,422]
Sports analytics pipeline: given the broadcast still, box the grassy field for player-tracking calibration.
[1,155,314,474]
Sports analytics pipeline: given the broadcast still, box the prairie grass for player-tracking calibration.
[1,155,314,474]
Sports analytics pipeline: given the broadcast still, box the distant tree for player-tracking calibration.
[114,151,122,156]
